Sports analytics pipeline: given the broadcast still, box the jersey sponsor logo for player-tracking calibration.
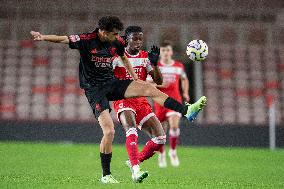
[124,67,143,79]
[160,67,183,75]
[113,58,149,67]
[163,74,177,83]
[91,56,112,68]
[69,35,80,42]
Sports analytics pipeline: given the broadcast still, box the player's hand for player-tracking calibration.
[183,93,190,102]
[148,45,160,66]
[132,75,139,81]
[30,31,44,41]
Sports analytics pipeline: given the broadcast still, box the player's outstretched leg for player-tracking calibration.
[119,110,148,183]
[124,81,207,121]
[138,116,166,164]
[98,110,119,184]
[184,96,207,121]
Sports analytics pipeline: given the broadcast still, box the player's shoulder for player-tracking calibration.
[115,36,126,46]
[126,50,148,58]
[69,31,97,44]
[173,60,184,67]
[78,30,98,40]
[138,50,149,58]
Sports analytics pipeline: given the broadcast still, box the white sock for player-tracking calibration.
[132,164,140,173]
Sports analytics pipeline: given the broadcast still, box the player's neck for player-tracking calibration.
[98,31,107,42]
[126,47,139,56]
[161,59,174,66]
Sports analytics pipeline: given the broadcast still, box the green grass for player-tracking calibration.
[0,142,283,189]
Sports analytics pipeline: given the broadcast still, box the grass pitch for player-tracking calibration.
[0,142,283,189]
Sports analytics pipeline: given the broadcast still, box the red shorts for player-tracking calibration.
[154,102,182,122]
[113,97,155,130]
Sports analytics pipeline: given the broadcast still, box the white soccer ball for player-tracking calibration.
[186,40,208,62]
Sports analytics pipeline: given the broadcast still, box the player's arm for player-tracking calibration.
[114,39,139,80]
[181,71,190,102]
[30,31,69,44]
[148,46,163,85]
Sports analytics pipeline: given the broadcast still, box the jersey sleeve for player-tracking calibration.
[112,37,126,56]
[146,59,153,73]
[68,32,96,50]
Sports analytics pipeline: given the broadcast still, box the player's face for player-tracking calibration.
[160,45,173,60]
[103,28,120,42]
[127,32,143,53]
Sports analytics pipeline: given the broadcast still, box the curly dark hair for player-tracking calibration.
[125,26,143,38]
[98,16,124,32]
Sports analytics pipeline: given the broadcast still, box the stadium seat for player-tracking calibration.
[47,105,61,120]
[78,105,93,120]
[63,104,76,119]
[2,39,283,124]
[16,104,30,119]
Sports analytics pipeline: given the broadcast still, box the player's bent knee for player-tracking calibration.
[103,129,115,139]
[143,83,156,96]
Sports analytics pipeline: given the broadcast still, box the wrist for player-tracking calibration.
[151,62,158,66]
[42,35,47,41]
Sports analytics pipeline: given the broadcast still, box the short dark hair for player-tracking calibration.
[98,16,124,32]
[125,26,143,38]
[160,40,173,47]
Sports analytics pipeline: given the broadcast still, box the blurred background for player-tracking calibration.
[0,0,283,147]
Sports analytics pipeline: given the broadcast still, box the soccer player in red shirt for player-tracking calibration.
[113,26,166,182]
[154,40,190,168]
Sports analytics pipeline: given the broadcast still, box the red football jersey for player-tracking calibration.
[113,50,153,81]
[156,61,186,102]
[113,50,153,107]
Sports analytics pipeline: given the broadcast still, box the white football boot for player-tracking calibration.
[125,160,148,183]
[100,174,119,184]
[158,151,167,168]
[168,149,180,167]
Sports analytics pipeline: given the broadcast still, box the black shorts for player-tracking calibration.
[84,79,133,119]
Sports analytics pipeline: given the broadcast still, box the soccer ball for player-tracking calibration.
[186,40,208,62]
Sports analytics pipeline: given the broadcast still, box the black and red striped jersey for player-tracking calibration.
[68,28,125,88]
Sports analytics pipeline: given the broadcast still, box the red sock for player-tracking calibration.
[125,128,139,166]
[169,128,180,150]
[138,136,166,163]
[159,144,165,153]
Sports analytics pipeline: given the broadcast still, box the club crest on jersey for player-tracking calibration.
[119,103,124,108]
[95,103,101,111]
[69,35,80,42]
[109,47,116,56]
[91,48,97,54]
